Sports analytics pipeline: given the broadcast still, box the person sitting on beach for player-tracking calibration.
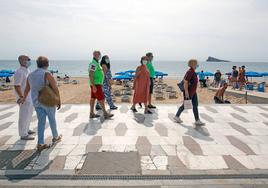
[199,70,206,87]
[214,83,230,104]
[95,55,118,110]
[88,51,113,119]
[131,56,152,114]
[231,66,239,89]
[214,70,222,88]
[174,59,205,126]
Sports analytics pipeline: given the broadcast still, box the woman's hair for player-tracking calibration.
[36,56,49,68]
[140,56,147,65]
[100,55,110,69]
[188,59,198,68]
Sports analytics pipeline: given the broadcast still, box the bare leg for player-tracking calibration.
[90,98,96,115]
[144,102,148,113]
[98,100,108,115]
[148,94,152,106]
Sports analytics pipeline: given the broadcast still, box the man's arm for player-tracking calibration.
[14,71,23,98]
[14,86,23,98]
[21,79,30,103]
[89,70,96,93]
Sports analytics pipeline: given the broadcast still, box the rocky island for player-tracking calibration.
[206,56,230,62]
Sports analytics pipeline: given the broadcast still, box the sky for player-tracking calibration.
[0,0,268,61]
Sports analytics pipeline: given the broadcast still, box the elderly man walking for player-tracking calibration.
[14,55,35,140]
[88,51,114,119]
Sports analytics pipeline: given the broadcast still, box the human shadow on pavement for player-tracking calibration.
[168,113,213,142]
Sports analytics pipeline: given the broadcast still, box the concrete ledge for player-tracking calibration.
[209,87,268,104]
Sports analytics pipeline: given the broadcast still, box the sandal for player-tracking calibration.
[52,134,62,143]
[37,144,49,152]
[104,113,114,119]
[90,113,101,118]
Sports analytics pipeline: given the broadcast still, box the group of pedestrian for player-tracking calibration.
[14,52,207,152]
[16,55,62,151]
[130,53,156,114]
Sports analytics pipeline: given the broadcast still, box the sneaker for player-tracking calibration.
[195,120,206,126]
[20,135,35,140]
[37,144,49,152]
[174,116,183,123]
[131,107,138,113]
[144,110,153,114]
[104,113,114,119]
[28,130,36,135]
[148,104,156,109]
[110,106,118,110]
[52,134,62,143]
[90,114,101,119]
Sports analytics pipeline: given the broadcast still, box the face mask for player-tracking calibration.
[26,60,31,68]
[105,59,110,63]
[142,60,148,65]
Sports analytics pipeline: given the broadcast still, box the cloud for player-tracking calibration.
[0,0,267,61]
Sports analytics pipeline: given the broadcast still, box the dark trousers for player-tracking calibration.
[214,96,231,104]
[176,93,199,121]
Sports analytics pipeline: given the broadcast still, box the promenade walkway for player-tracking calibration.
[0,104,268,187]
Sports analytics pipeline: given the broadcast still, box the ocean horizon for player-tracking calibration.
[1,60,268,80]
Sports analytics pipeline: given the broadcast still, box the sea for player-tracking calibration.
[1,60,268,80]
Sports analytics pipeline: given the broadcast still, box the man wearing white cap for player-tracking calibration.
[14,55,35,140]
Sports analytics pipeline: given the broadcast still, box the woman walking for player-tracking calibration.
[20,56,62,151]
[96,55,118,110]
[131,56,152,114]
[174,59,205,126]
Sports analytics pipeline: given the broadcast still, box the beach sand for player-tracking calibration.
[0,77,248,104]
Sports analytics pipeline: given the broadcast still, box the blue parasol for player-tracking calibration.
[0,73,13,77]
[115,71,127,75]
[260,72,268,76]
[245,71,263,77]
[0,70,15,74]
[155,71,168,78]
[197,71,214,76]
[125,70,135,74]
[112,75,132,80]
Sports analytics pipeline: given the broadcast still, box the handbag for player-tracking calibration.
[38,73,59,107]
[184,99,193,109]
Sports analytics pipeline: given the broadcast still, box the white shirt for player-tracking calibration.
[14,66,31,101]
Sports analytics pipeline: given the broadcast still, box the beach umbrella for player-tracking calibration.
[155,71,168,78]
[115,71,127,75]
[124,73,135,78]
[0,70,15,74]
[245,71,263,77]
[125,70,135,74]
[112,75,132,80]
[196,71,214,76]
[0,73,13,77]
[260,72,268,76]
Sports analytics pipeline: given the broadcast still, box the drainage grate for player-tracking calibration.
[78,152,141,175]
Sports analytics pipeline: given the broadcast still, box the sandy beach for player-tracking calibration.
[0,77,249,104]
